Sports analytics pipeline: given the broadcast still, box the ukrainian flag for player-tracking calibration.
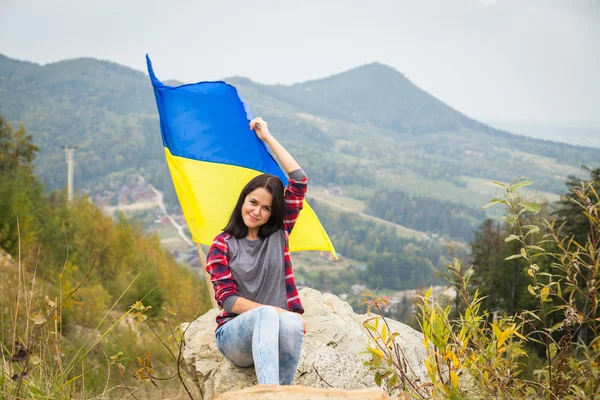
[146,55,335,255]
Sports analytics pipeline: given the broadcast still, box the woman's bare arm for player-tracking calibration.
[230,296,287,315]
[249,117,301,174]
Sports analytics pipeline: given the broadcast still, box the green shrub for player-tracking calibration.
[363,177,600,399]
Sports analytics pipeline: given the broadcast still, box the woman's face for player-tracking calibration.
[241,187,273,230]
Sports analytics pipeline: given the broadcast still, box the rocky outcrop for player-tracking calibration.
[214,385,392,400]
[182,288,428,400]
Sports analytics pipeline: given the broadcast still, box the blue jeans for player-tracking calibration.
[215,306,304,385]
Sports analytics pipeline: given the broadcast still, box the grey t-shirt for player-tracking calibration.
[222,231,287,314]
[221,168,306,314]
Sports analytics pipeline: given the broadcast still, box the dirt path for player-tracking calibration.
[103,199,160,213]
[146,179,194,248]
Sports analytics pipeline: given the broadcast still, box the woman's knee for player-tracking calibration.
[256,306,280,324]
[279,312,303,335]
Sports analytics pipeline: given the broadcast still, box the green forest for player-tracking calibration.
[1,115,212,398]
[365,189,486,242]
[308,199,450,291]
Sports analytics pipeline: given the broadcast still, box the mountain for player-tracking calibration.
[1,53,598,243]
[0,54,166,198]
[229,62,498,135]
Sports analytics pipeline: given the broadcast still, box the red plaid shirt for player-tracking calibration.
[205,175,307,328]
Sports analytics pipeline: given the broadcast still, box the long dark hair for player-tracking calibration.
[224,174,285,239]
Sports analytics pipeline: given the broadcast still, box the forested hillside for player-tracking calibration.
[1,53,597,249]
[0,114,212,395]
[366,189,487,242]
[0,113,211,317]
[310,199,449,290]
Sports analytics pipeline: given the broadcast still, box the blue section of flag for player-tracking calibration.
[146,54,287,183]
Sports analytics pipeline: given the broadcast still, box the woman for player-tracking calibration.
[205,117,307,385]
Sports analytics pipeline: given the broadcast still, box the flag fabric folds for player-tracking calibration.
[146,55,336,255]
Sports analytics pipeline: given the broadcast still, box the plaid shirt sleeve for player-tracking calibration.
[205,233,237,309]
[283,174,308,235]
[283,174,308,314]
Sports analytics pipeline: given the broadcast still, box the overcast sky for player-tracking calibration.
[1,0,598,125]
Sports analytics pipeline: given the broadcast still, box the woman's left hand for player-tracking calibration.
[250,117,271,141]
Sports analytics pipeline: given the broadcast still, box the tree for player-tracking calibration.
[0,115,39,172]
[0,115,44,253]
[469,202,552,316]
[554,166,600,245]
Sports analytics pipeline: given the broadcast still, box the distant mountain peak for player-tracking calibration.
[226,59,513,138]
[297,62,408,88]
[344,61,405,75]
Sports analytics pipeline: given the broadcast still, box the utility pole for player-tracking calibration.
[62,145,77,204]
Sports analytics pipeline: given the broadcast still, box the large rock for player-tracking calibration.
[182,288,428,399]
[214,385,392,400]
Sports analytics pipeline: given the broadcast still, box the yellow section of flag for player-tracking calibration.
[165,148,337,255]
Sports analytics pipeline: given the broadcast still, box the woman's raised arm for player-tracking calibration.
[249,117,300,175]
